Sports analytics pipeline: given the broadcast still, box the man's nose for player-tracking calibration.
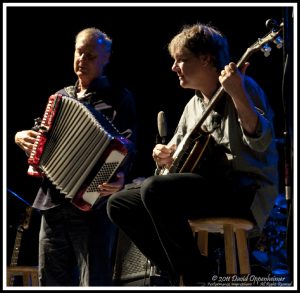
[171,62,179,72]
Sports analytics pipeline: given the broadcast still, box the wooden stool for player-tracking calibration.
[188,217,254,275]
[7,266,39,286]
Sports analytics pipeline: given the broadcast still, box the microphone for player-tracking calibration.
[157,111,168,144]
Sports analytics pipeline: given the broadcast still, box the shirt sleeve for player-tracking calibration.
[239,77,275,152]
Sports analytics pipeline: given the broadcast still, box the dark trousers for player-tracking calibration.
[39,200,117,286]
[107,173,256,284]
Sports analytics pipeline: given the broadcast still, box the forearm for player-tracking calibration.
[231,92,259,136]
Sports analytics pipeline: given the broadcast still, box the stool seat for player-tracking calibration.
[7,266,39,286]
[189,217,254,233]
[188,217,254,277]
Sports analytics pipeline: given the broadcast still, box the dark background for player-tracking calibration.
[4,5,293,271]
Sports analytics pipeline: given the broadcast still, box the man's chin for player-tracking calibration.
[77,72,90,80]
[179,81,188,88]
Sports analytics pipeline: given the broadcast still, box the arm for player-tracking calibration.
[219,62,275,152]
[219,62,259,135]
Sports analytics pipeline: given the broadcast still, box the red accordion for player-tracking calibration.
[28,94,135,211]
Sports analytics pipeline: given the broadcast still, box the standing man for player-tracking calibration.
[15,27,137,286]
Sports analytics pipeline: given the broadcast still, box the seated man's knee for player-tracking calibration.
[141,176,170,208]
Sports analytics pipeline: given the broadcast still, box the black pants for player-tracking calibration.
[39,200,118,286]
[107,172,257,283]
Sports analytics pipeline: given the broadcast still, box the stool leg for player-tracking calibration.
[31,271,39,286]
[197,231,208,256]
[179,275,184,286]
[235,229,251,275]
[7,273,13,286]
[23,272,30,286]
[223,224,237,275]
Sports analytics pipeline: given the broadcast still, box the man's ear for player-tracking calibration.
[199,54,211,66]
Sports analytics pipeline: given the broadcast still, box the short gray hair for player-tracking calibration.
[76,27,112,53]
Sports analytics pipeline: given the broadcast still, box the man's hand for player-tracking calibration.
[152,143,176,168]
[15,130,38,156]
[98,172,125,197]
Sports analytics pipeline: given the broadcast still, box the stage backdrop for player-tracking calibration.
[4,4,291,275]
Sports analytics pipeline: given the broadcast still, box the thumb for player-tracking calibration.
[240,62,250,75]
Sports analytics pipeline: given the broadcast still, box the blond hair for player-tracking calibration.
[168,23,229,71]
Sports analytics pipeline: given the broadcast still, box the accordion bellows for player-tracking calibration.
[28,94,135,211]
